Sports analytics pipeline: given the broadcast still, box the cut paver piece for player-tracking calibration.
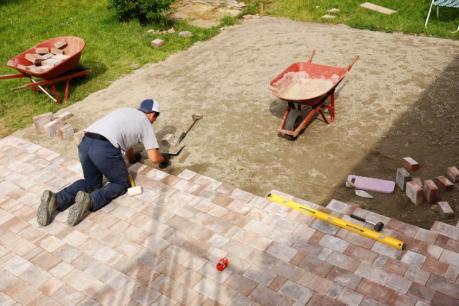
[423,180,438,204]
[360,2,397,15]
[321,14,336,19]
[33,112,53,132]
[437,201,454,218]
[402,157,419,172]
[435,175,454,191]
[446,166,459,183]
[406,181,423,205]
[396,167,411,191]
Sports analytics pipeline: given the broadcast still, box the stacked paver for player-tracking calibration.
[0,136,458,305]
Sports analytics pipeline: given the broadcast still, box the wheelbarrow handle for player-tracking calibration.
[0,73,26,80]
[346,55,359,71]
[307,49,316,64]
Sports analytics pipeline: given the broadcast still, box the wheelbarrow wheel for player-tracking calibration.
[284,110,305,140]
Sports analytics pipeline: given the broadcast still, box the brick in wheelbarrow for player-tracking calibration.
[35,47,49,55]
[54,40,67,49]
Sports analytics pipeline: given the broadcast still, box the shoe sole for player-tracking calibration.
[67,192,88,226]
[37,191,52,226]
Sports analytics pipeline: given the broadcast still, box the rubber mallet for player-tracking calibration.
[127,174,143,196]
[350,214,384,232]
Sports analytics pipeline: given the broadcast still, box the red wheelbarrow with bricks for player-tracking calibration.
[269,50,358,140]
[0,36,89,103]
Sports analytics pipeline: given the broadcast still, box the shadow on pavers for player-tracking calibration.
[326,55,459,229]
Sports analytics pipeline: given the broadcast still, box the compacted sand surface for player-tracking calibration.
[16,17,459,228]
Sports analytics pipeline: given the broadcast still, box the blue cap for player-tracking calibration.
[138,99,160,113]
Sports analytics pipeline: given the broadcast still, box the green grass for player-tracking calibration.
[245,0,458,39]
[0,0,220,136]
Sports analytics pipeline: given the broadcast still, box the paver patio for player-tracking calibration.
[0,135,458,305]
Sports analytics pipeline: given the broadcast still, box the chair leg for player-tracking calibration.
[425,1,434,28]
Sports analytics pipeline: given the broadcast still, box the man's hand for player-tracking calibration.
[159,153,171,169]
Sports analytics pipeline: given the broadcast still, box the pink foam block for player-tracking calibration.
[347,175,395,193]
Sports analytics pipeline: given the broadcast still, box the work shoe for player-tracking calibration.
[67,191,92,226]
[37,190,58,226]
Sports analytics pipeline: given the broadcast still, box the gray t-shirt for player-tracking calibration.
[85,108,158,151]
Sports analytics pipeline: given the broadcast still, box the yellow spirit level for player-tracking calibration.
[266,193,406,250]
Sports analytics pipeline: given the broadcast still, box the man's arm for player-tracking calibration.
[147,148,167,163]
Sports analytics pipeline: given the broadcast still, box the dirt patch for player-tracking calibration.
[171,0,245,28]
[15,17,459,228]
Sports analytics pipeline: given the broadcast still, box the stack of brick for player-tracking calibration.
[400,158,457,218]
[32,110,75,139]
[19,40,69,74]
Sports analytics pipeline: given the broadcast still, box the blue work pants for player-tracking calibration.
[57,136,130,211]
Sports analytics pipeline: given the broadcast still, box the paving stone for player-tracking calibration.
[326,266,362,290]
[404,265,431,285]
[422,256,449,276]
[356,278,397,304]
[337,287,364,306]
[311,219,339,235]
[224,273,258,296]
[327,251,360,272]
[266,241,297,262]
[308,293,345,305]
[298,271,333,295]
[279,280,312,304]
[385,273,412,294]
[243,264,276,286]
[407,281,435,302]
[401,250,426,267]
[355,262,389,285]
[319,235,349,253]
[249,285,294,306]
[426,273,459,299]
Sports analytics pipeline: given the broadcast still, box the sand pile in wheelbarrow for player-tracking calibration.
[273,71,336,100]
[17,40,70,74]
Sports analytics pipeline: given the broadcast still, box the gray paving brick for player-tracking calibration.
[279,280,312,304]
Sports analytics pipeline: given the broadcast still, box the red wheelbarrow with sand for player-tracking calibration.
[0,36,89,103]
[269,50,358,140]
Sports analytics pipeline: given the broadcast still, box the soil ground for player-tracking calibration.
[15,17,459,228]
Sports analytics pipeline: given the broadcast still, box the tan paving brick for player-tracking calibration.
[249,286,294,306]
[30,251,62,272]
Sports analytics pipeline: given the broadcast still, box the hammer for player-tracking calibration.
[350,214,384,232]
[127,174,143,196]
[178,114,203,143]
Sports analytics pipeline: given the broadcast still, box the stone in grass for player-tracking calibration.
[321,14,336,19]
[179,31,193,38]
[437,201,454,218]
[360,2,397,15]
[151,39,165,48]
[167,27,176,34]
[327,8,340,13]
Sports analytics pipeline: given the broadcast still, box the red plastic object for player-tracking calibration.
[269,49,358,139]
[216,258,229,271]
